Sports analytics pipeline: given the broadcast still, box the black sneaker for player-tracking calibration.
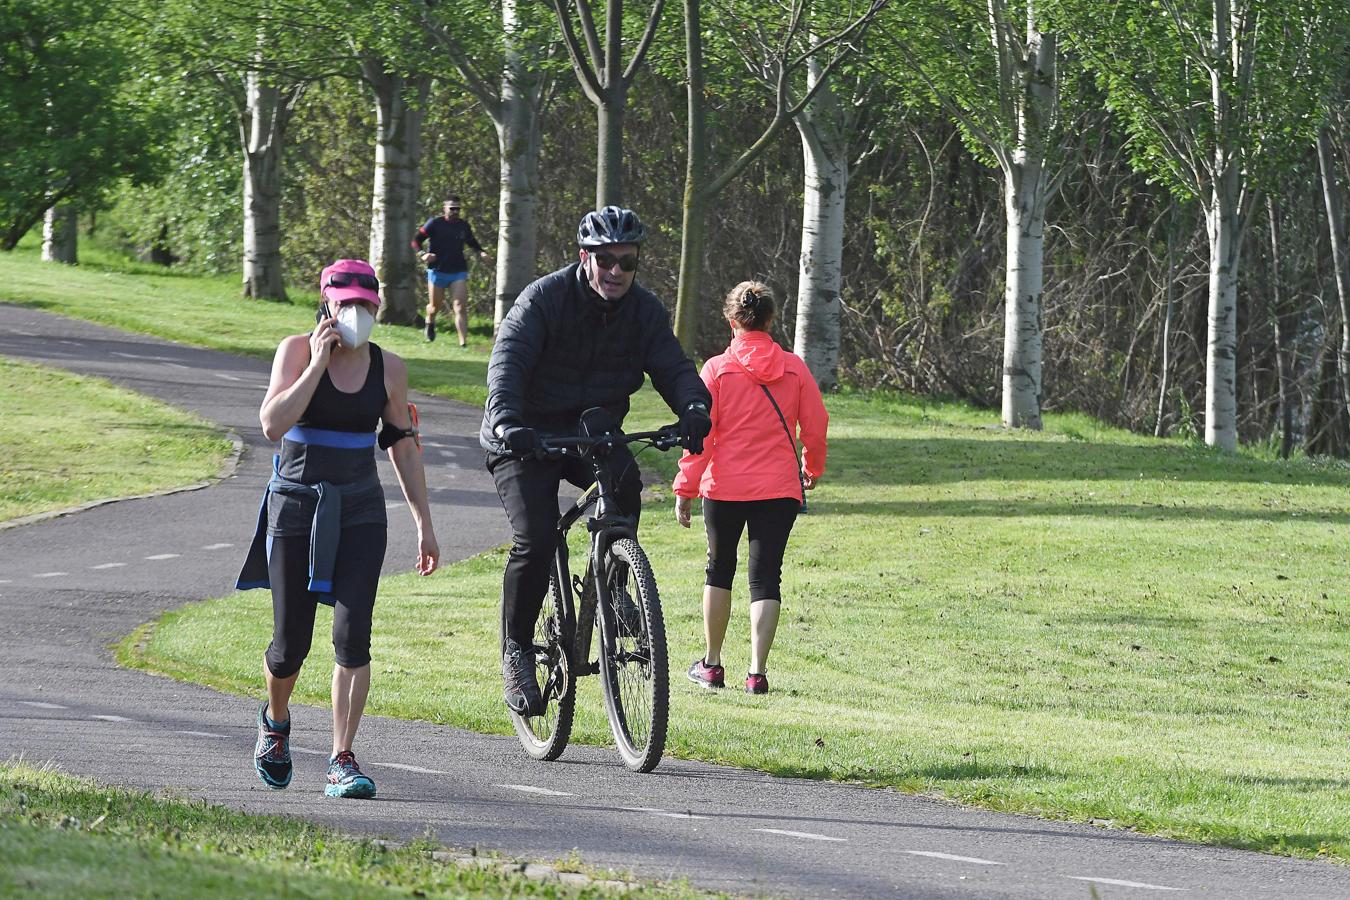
[253,702,292,789]
[502,638,544,716]
[425,318,436,342]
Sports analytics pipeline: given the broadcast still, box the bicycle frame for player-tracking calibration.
[550,448,637,677]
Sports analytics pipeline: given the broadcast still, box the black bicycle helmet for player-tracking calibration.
[577,206,647,248]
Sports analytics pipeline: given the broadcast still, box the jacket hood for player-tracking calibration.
[727,330,787,384]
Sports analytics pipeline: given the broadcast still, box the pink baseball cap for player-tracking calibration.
[319,259,381,307]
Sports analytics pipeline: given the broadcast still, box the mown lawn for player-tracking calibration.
[0,356,232,522]
[127,391,1350,864]
[0,763,697,897]
[4,241,1348,865]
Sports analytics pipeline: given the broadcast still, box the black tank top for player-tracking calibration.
[269,344,388,535]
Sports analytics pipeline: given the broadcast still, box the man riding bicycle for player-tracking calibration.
[480,206,712,716]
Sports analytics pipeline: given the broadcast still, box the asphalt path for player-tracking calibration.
[0,303,1346,899]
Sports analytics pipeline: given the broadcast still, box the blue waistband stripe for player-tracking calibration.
[284,426,376,449]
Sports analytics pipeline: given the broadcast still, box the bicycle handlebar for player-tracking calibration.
[530,425,684,460]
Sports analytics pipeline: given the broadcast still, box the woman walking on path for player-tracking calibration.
[674,282,828,694]
[237,258,439,798]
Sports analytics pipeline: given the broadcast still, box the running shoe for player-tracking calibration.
[687,658,725,689]
[425,318,436,342]
[253,702,292,789]
[325,750,376,799]
[502,638,544,716]
[745,672,769,695]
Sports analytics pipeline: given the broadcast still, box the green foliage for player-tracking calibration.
[1047,0,1350,199]
[0,0,169,249]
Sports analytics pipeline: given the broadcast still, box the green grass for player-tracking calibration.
[0,233,493,407]
[5,240,1350,866]
[0,356,233,522]
[0,763,696,897]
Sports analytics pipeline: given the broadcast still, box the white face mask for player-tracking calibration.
[335,304,375,348]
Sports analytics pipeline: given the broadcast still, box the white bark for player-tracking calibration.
[241,70,294,300]
[41,204,77,264]
[999,13,1054,430]
[365,64,430,325]
[1203,167,1241,451]
[1317,126,1350,417]
[793,57,847,392]
[1001,161,1048,429]
[493,0,544,330]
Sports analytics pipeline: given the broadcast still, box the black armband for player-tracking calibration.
[378,422,415,450]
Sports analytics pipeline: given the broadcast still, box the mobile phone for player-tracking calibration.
[316,301,332,325]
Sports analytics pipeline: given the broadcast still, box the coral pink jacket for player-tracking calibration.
[673,330,828,501]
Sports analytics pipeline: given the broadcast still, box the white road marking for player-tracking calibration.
[0,579,11,584]
[371,762,447,775]
[165,362,189,370]
[1067,876,1184,892]
[19,701,67,710]
[753,828,846,842]
[904,851,1003,865]
[112,351,174,362]
[91,562,127,570]
[495,784,574,797]
[213,373,243,381]
[179,730,227,739]
[33,571,68,578]
[145,554,180,560]
[91,715,133,723]
[621,806,712,820]
[386,502,403,509]
[201,543,233,550]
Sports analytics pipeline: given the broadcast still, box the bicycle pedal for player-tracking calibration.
[571,574,585,597]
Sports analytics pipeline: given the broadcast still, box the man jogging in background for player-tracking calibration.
[412,196,490,347]
[480,206,712,716]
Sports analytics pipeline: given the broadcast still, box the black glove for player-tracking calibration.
[678,402,712,455]
[502,426,538,457]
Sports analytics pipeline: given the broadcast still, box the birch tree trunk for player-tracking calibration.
[1266,197,1293,458]
[365,64,430,325]
[793,57,847,392]
[41,204,77,264]
[675,0,707,350]
[1317,125,1350,417]
[240,71,295,301]
[493,0,544,329]
[1155,209,1178,437]
[1203,166,1242,451]
[1001,159,1047,429]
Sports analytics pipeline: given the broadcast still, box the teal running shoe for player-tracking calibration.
[253,702,292,789]
[325,750,376,799]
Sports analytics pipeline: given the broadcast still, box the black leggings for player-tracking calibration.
[265,523,388,678]
[703,497,800,602]
[488,445,643,647]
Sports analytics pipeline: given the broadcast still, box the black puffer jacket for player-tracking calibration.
[480,264,710,452]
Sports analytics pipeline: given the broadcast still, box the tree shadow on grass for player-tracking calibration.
[828,436,1350,489]
[813,497,1350,526]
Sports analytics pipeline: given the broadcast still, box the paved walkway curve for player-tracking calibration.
[0,303,1345,899]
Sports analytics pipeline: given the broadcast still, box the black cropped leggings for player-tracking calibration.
[702,497,800,602]
[265,523,387,679]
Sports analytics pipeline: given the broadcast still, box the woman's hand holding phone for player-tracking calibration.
[310,301,340,366]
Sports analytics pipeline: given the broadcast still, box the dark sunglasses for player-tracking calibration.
[591,250,639,272]
[324,271,379,291]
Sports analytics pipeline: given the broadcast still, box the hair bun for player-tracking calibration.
[741,290,760,310]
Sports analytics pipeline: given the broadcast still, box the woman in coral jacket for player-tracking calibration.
[673,281,829,694]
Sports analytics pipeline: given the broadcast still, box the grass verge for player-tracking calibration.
[126,392,1350,864]
[0,356,233,522]
[6,241,1349,865]
[0,762,700,897]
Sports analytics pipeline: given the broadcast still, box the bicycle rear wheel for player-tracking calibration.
[505,565,576,761]
[597,538,668,772]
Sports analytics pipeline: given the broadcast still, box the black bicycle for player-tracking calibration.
[504,416,684,773]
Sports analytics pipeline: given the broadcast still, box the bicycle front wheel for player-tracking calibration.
[597,538,668,772]
[505,565,576,761]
